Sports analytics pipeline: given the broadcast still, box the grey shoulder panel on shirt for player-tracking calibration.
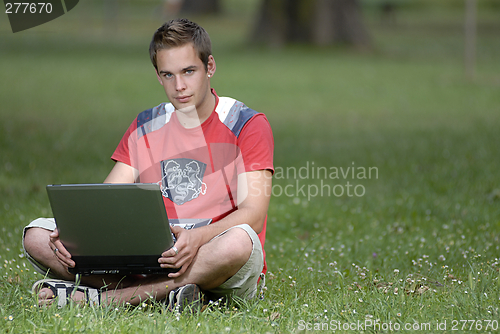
[136,103,174,138]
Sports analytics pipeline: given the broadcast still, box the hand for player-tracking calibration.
[49,228,75,269]
[158,226,204,278]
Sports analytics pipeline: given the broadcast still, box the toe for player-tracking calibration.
[38,287,55,299]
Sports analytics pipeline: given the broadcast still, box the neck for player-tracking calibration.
[175,106,203,129]
[176,90,215,129]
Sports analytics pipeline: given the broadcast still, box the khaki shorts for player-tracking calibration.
[23,218,264,300]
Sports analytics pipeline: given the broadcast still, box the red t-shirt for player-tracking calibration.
[111,91,274,273]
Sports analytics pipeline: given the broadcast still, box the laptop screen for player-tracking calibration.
[47,183,174,257]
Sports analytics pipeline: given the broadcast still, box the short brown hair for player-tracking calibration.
[149,18,212,72]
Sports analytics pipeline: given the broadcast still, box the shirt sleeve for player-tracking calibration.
[110,118,137,166]
[237,113,274,174]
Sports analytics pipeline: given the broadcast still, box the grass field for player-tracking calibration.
[1,1,500,333]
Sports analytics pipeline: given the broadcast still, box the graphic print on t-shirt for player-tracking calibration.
[159,158,208,205]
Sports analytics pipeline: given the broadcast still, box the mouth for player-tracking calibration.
[176,95,192,103]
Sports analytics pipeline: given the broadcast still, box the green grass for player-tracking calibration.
[1,1,500,333]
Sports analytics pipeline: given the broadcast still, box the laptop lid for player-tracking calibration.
[46,183,177,275]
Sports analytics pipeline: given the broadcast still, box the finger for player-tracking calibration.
[54,241,71,259]
[159,251,190,269]
[51,243,75,267]
[50,237,73,259]
[54,247,74,267]
[161,247,179,258]
[49,228,59,237]
[170,246,179,257]
[170,225,183,235]
[168,261,189,278]
[158,256,176,266]
[168,254,192,272]
[54,251,75,268]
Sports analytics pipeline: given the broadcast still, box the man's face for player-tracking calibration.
[155,43,215,115]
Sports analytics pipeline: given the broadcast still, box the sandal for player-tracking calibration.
[32,279,101,308]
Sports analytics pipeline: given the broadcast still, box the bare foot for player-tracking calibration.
[37,287,86,307]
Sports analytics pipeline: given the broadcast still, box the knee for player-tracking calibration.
[24,227,50,255]
[218,228,253,264]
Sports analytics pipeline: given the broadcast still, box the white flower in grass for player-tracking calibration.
[397,313,401,317]
[8,315,13,321]
[394,269,400,274]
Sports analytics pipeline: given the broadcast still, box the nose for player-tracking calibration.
[175,75,186,91]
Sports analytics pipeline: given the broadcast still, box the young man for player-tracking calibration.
[23,18,274,310]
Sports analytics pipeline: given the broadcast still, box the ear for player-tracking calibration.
[155,69,164,86]
[207,55,216,78]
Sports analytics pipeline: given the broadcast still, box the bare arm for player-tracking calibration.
[160,169,273,277]
[104,161,139,183]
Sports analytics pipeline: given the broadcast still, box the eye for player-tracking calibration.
[163,73,173,79]
[185,69,194,75]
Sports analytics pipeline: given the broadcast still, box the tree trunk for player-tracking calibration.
[252,0,288,48]
[252,0,371,49]
[464,0,477,80]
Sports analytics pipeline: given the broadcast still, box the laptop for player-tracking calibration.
[46,183,209,276]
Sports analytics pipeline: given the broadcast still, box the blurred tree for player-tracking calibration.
[380,1,397,26]
[180,0,220,14]
[104,0,118,33]
[464,0,477,80]
[252,0,371,49]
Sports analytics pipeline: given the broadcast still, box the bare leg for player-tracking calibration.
[25,227,253,306]
[101,227,253,305]
[24,227,73,280]
[24,227,136,305]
